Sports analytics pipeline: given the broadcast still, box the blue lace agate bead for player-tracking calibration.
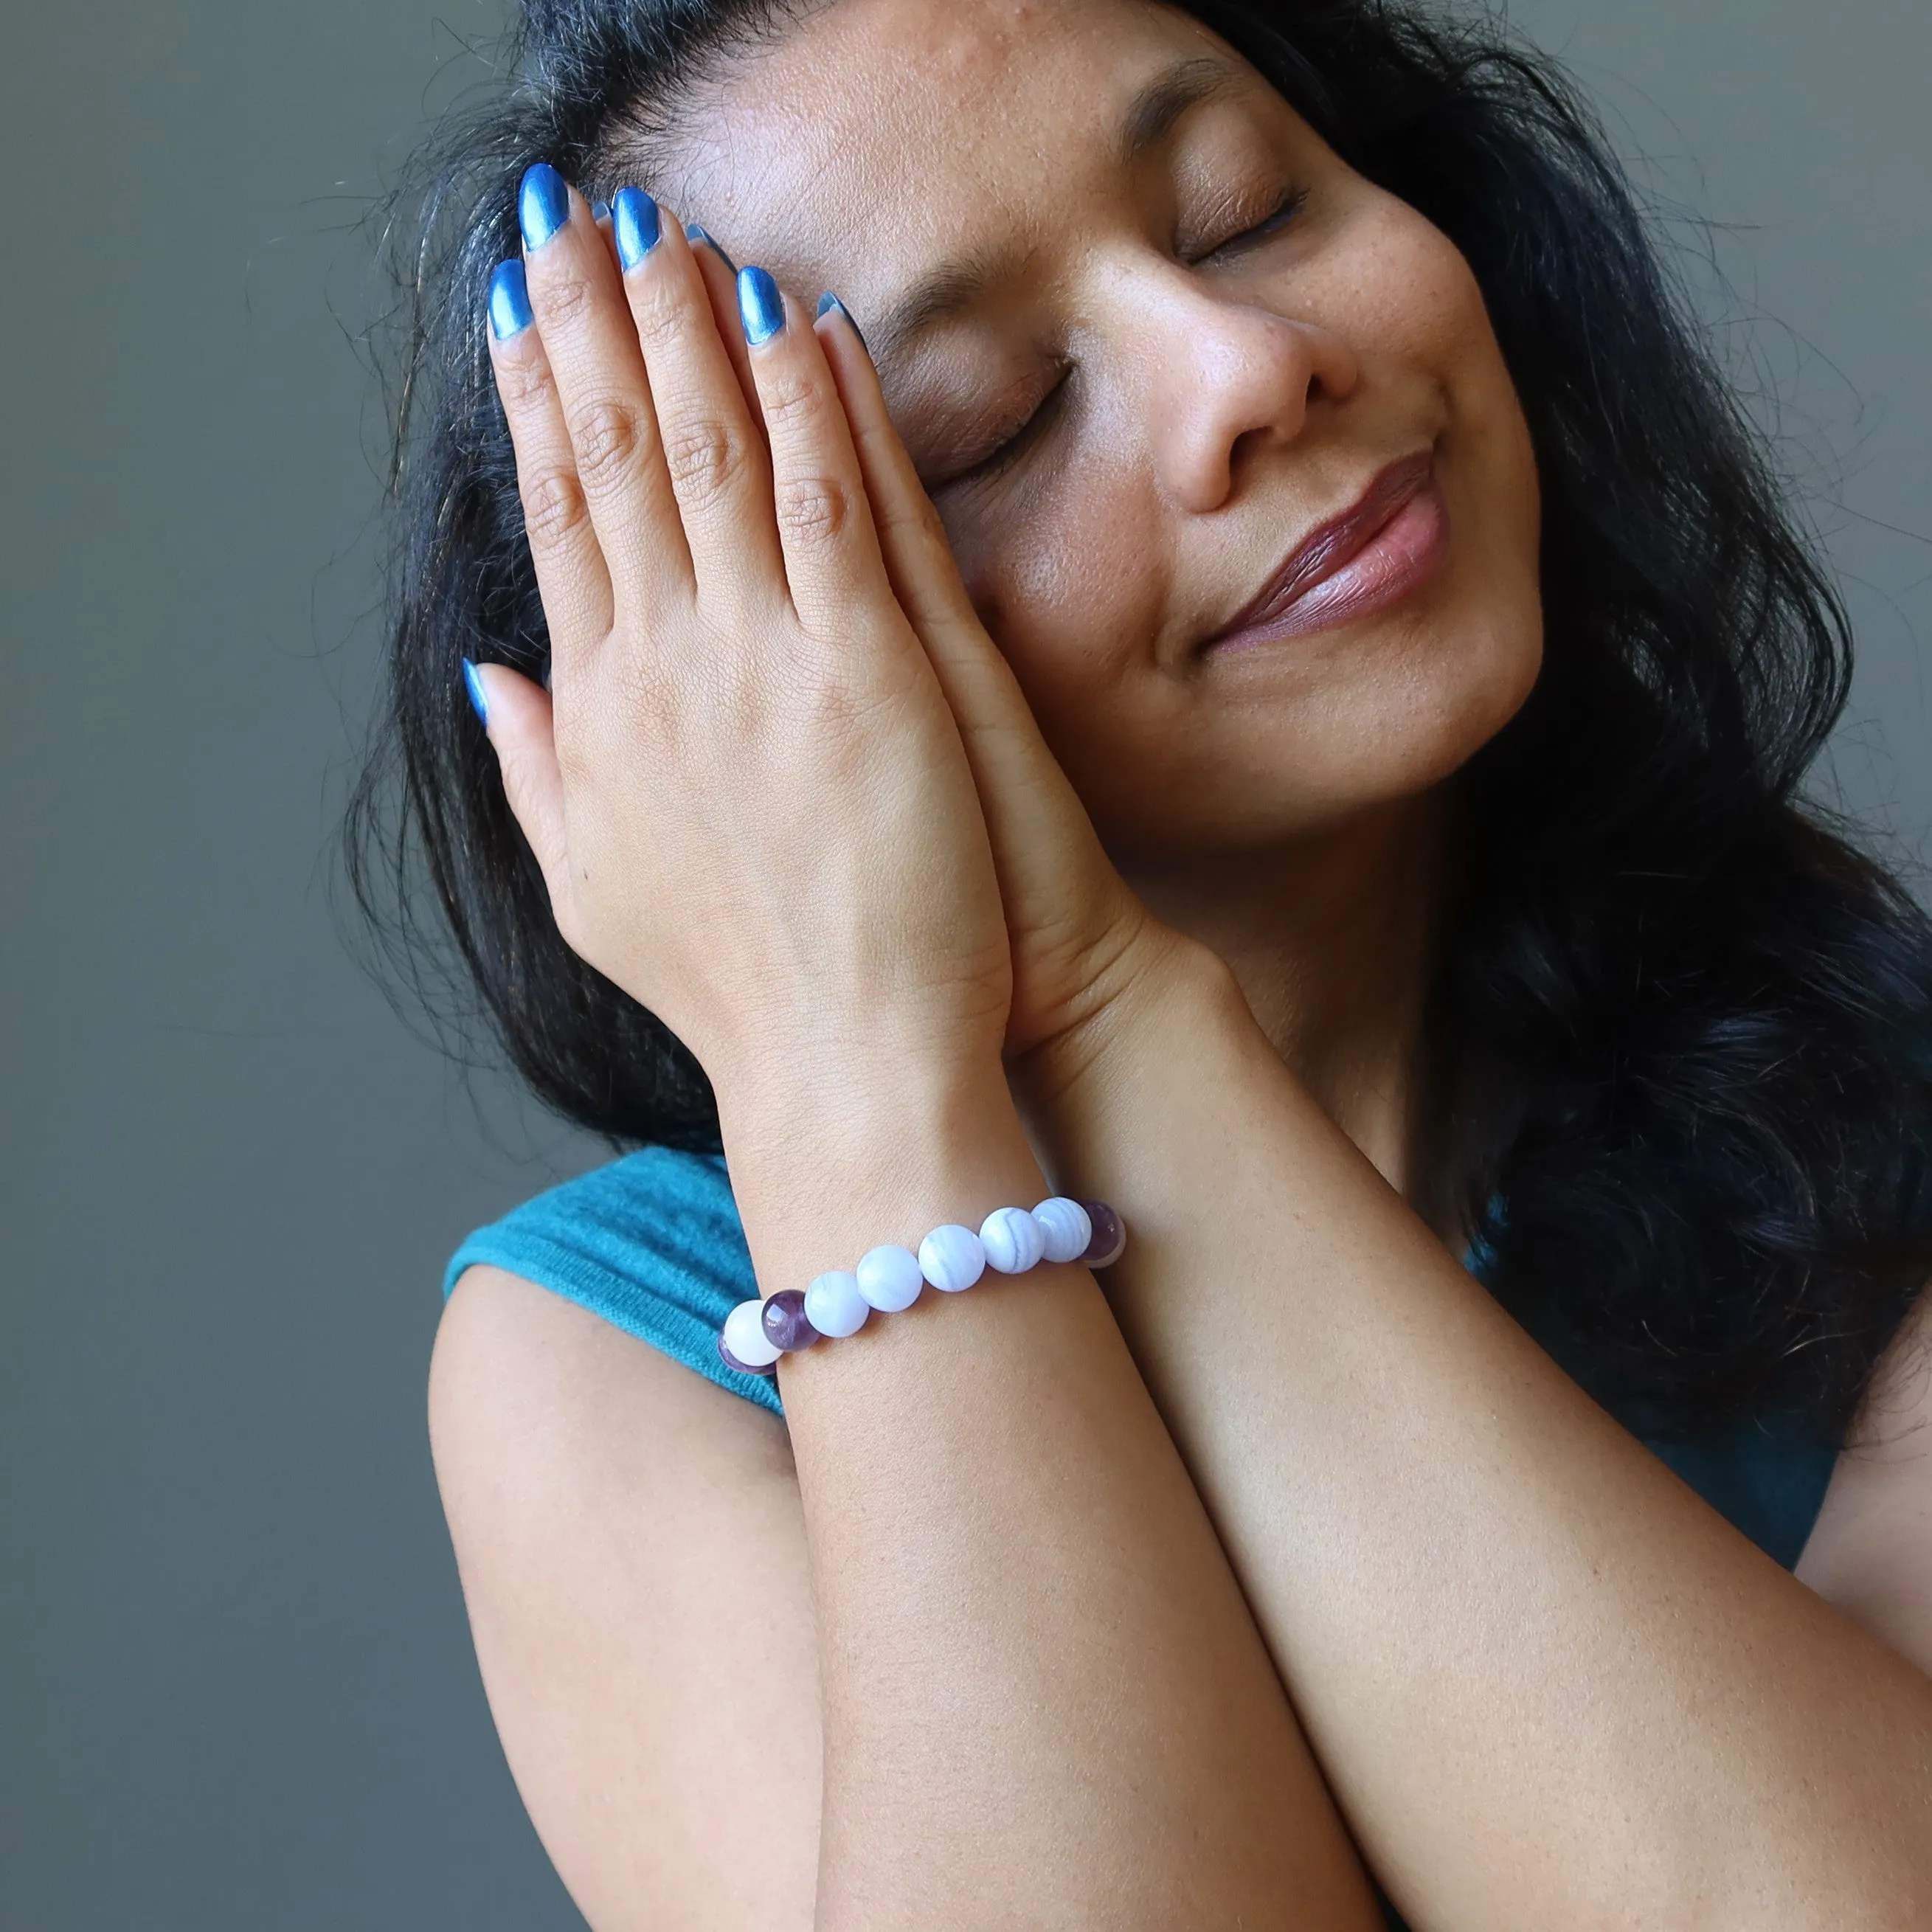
[918,1223,986,1293]
[1031,1197,1093,1265]
[722,1298,783,1371]
[857,1243,926,1312]
[980,1205,1046,1274]
[803,1269,870,1339]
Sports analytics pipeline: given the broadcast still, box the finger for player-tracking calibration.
[615,203,783,607]
[517,166,694,622]
[818,297,1130,938]
[468,660,569,899]
[817,297,1032,727]
[684,224,761,427]
[737,269,890,632]
[486,256,614,674]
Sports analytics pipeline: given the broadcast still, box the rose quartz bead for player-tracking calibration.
[803,1268,870,1339]
[1078,1199,1126,1268]
[721,1297,783,1368]
[918,1223,986,1292]
[761,1289,819,1352]
[979,1205,1045,1275]
[856,1244,924,1312]
[1031,1197,1093,1266]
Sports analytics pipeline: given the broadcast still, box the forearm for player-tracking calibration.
[1019,952,1932,1929]
[718,1059,1378,1931]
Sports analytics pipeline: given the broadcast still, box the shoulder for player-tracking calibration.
[443,1143,745,1297]
[444,1145,778,1415]
[1798,1287,1932,1675]
[429,1266,818,1928]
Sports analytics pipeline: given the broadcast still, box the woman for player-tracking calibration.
[350,0,1932,1924]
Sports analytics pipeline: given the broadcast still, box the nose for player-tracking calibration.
[1136,274,1360,513]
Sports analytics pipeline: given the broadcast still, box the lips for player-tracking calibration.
[1203,449,1448,654]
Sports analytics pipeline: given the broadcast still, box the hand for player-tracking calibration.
[473,172,1012,1112]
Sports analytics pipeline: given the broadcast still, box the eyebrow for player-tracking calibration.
[864,54,1244,366]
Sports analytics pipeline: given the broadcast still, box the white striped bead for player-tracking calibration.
[856,1244,924,1312]
[918,1223,986,1292]
[803,1269,870,1339]
[979,1205,1045,1275]
[721,1298,783,1368]
[1031,1197,1093,1265]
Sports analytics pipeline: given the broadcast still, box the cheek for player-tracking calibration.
[943,461,1166,737]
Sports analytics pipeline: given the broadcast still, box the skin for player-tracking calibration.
[431,1,1932,1926]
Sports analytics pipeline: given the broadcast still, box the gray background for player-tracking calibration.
[2,1,1925,1925]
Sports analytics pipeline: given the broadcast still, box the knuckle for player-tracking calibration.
[661,418,748,508]
[758,367,823,435]
[774,472,851,543]
[494,351,555,415]
[519,467,590,555]
[536,265,597,329]
[566,395,643,488]
[631,281,685,353]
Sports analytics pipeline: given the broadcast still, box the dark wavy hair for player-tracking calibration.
[347,0,1932,1442]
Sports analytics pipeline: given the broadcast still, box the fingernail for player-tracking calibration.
[590,198,611,224]
[519,162,571,250]
[685,224,736,274]
[462,659,489,726]
[613,187,661,271]
[488,259,532,339]
[815,291,867,351]
[738,266,785,345]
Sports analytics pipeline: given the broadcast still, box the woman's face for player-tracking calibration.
[660,0,1544,863]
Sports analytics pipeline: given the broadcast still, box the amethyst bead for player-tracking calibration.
[1078,1199,1126,1269]
[718,1334,778,1379]
[761,1289,820,1353]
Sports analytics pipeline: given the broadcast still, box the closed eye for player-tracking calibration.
[1189,184,1310,264]
[932,365,1073,494]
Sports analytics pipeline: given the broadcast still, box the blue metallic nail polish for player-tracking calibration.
[462,659,489,726]
[613,187,661,271]
[685,224,736,274]
[738,266,785,346]
[589,198,611,224]
[488,258,533,339]
[815,291,867,351]
[519,162,571,250]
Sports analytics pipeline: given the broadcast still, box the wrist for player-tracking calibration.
[1011,924,1247,1125]
[716,1051,1048,1296]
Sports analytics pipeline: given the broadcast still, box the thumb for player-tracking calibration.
[468,659,569,894]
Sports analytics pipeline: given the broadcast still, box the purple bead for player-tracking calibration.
[718,1334,778,1378]
[1078,1199,1126,1268]
[761,1288,820,1352]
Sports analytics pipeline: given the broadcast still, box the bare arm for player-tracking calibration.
[453,181,1380,1929]
[1020,951,1932,1931]
[432,1085,1381,1932]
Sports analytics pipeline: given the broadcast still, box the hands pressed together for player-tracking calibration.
[470,164,1168,1134]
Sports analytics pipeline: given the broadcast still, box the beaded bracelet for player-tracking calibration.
[718,1197,1126,1377]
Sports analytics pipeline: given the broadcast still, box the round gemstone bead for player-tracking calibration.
[718,1334,777,1378]
[980,1205,1046,1275]
[1031,1197,1093,1266]
[1078,1199,1126,1269]
[856,1244,924,1312]
[722,1297,783,1368]
[803,1268,870,1339]
[918,1222,986,1292]
[761,1289,820,1353]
